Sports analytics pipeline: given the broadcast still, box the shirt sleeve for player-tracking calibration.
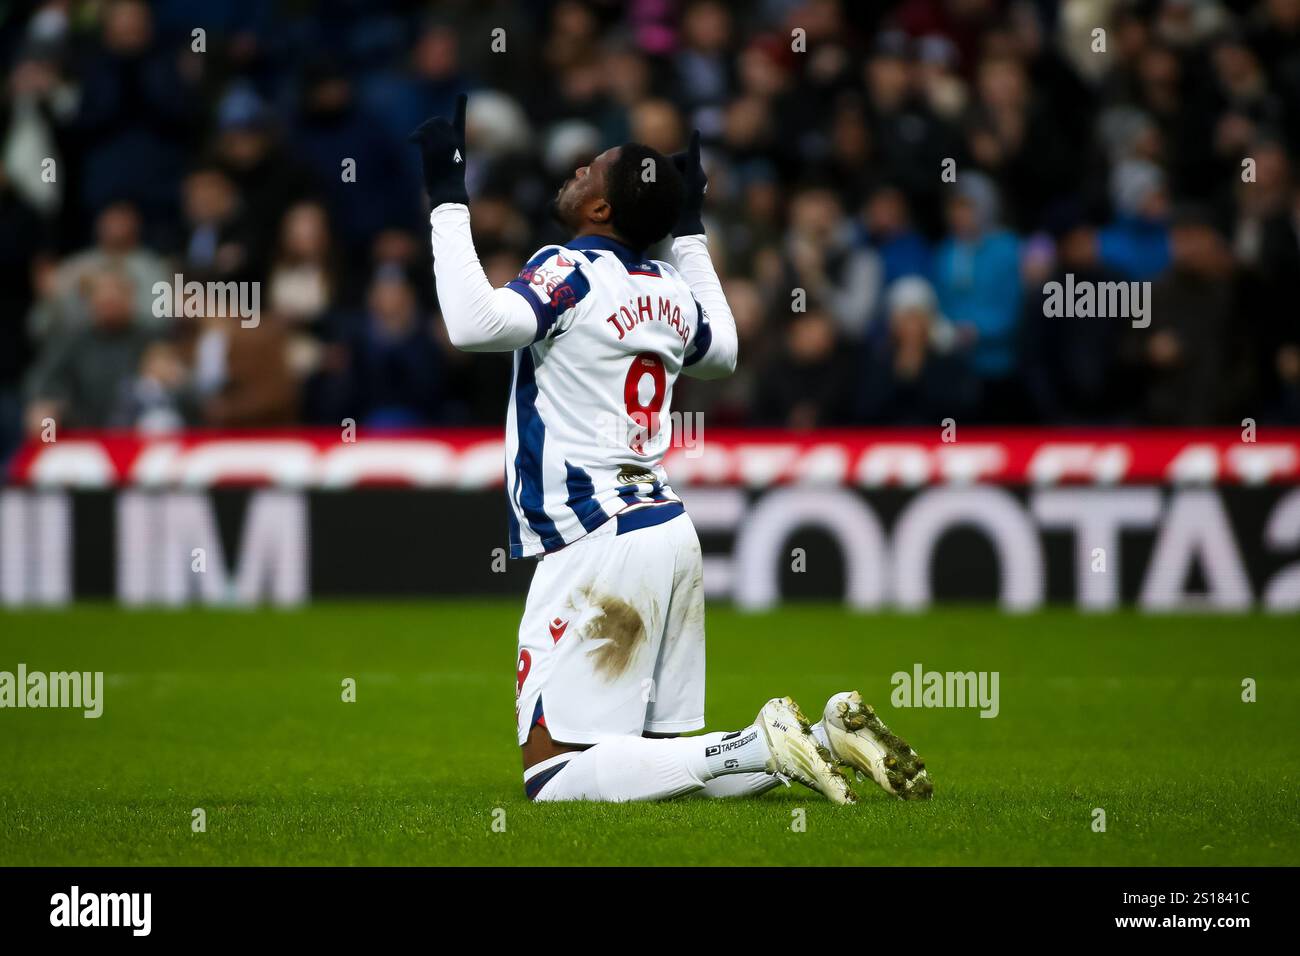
[428,204,540,352]
[502,246,593,342]
[671,234,738,379]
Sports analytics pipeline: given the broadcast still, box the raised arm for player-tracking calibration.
[428,205,537,351]
[674,236,737,378]
[410,95,537,352]
[671,132,737,379]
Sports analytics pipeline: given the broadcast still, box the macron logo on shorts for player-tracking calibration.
[549,618,569,643]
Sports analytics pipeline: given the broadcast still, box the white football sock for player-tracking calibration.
[699,772,782,798]
[531,728,770,803]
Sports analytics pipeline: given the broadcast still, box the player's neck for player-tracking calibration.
[572,226,640,255]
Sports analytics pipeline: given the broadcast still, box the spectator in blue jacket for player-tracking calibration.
[1097,158,1172,280]
[932,172,1022,419]
[861,184,932,343]
[864,184,932,287]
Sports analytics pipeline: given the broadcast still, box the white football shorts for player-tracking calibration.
[514,502,706,746]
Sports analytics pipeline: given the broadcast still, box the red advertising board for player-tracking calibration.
[8,428,1300,488]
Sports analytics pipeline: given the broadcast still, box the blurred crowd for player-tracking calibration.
[2,0,1300,465]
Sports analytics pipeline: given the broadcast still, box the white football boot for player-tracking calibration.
[822,691,932,800]
[756,696,856,805]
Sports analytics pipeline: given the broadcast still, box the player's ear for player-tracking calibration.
[587,196,612,225]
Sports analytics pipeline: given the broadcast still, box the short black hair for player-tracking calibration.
[605,143,683,252]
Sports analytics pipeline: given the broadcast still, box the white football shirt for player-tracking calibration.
[428,206,737,558]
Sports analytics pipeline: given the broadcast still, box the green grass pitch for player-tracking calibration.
[1,604,1296,866]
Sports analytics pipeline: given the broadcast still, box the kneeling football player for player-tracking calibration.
[411,97,931,804]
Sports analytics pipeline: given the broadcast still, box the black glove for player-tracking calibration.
[408,93,469,209]
[670,129,708,237]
